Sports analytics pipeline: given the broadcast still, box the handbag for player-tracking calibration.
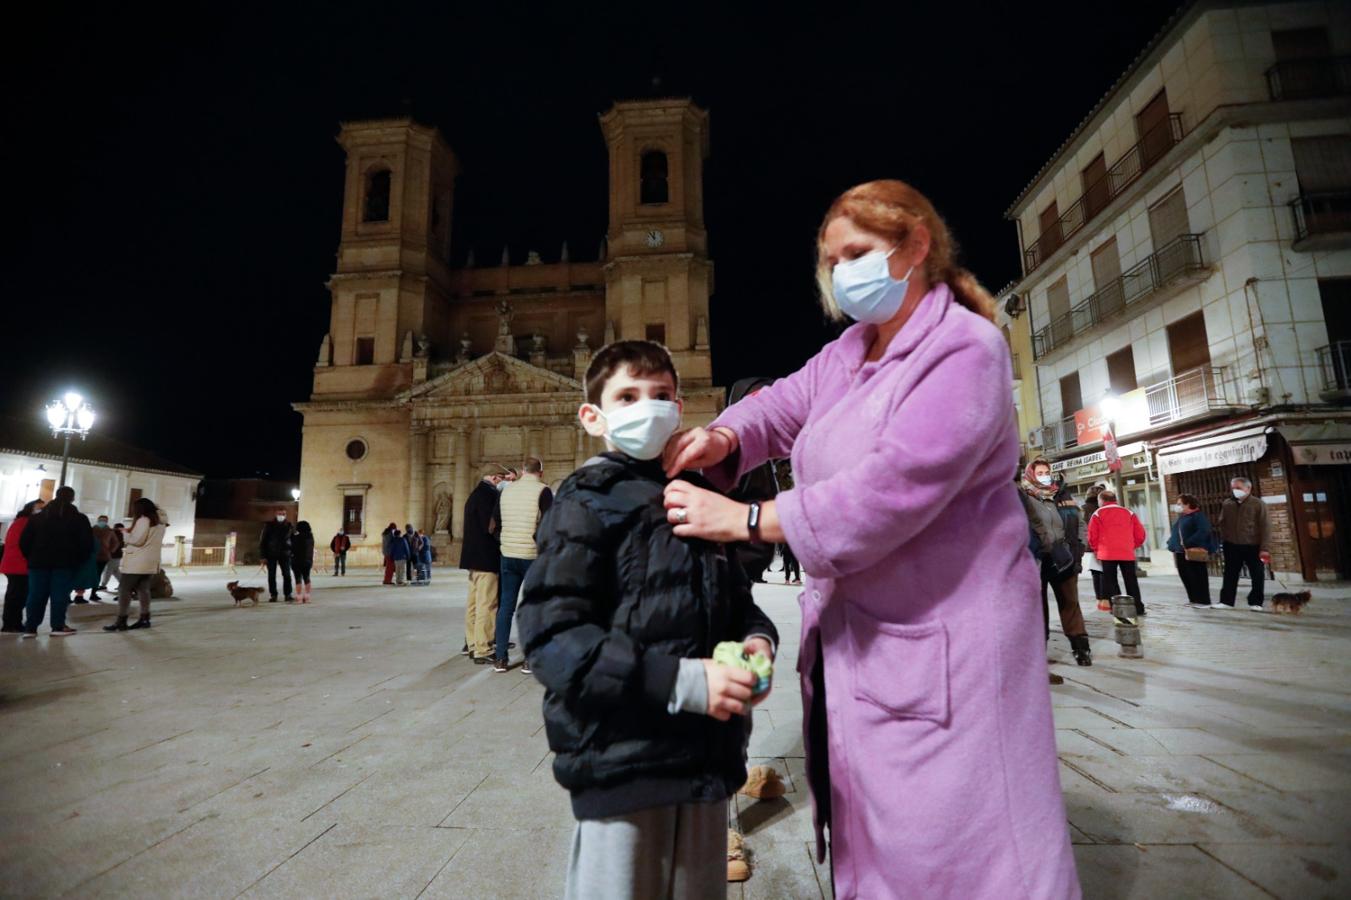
[1181,530,1210,563]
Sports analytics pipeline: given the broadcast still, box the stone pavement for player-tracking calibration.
[0,567,1348,899]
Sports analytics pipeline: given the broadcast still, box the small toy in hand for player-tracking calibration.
[713,641,773,695]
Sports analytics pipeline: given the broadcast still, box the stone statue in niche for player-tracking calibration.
[532,332,546,353]
[433,493,451,534]
[495,299,514,335]
[415,333,431,358]
[457,332,472,364]
[575,325,589,349]
[526,250,542,266]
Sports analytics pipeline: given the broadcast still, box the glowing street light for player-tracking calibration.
[45,391,96,487]
[291,488,301,501]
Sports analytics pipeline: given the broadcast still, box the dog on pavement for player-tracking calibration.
[1271,590,1312,615]
[227,581,265,607]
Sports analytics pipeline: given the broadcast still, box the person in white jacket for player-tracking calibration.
[104,498,167,631]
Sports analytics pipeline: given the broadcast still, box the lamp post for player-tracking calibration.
[45,391,96,488]
[1099,394,1123,497]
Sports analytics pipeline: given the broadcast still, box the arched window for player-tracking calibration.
[363,169,391,222]
[640,151,668,205]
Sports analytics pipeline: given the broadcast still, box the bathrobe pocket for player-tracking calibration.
[846,605,950,725]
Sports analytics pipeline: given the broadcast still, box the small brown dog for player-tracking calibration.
[227,581,265,607]
[1271,590,1312,615]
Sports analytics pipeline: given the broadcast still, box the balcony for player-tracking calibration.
[1022,113,1185,274]
[1291,191,1351,251]
[1317,342,1351,402]
[1266,56,1351,101]
[1032,234,1208,361]
[1030,365,1243,455]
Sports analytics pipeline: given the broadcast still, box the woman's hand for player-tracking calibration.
[663,427,738,478]
[703,659,757,721]
[664,481,749,542]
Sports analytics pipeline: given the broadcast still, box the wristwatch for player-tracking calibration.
[746,502,762,543]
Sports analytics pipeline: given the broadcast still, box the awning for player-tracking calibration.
[1155,425,1271,476]
[1278,422,1351,466]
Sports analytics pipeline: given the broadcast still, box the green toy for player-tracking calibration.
[713,641,773,695]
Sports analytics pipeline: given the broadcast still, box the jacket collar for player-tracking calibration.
[838,281,954,374]
[598,451,668,482]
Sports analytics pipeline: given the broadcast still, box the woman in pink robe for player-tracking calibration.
[661,180,1080,899]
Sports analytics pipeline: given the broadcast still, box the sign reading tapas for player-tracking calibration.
[1290,442,1351,466]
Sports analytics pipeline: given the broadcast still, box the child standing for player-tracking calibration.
[291,520,315,603]
[518,341,778,900]
[417,532,433,585]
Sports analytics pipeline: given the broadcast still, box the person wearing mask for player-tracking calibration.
[104,498,166,631]
[1217,476,1271,611]
[2,499,44,633]
[403,523,418,584]
[70,532,100,604]
[330,529,350,576]
[259,507,295,602]
[659,180,1079,897]
[417,531,433,584]
[389,527,410,585]
[381,522,398,585]
[1087,489,1147,617]
[84,515,116,602]
[492,456,553,672]
[99,523,125,593]
[291,520,315,604]
[1019,459,1092,667]
[21,486,94,637]
[460,467,503,662]
[1168,493,1218,608]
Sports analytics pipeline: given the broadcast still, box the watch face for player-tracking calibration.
[645,229,665,248]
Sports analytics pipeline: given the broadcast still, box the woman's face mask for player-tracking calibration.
[831,246,915,325]
[1035,474,1053,486]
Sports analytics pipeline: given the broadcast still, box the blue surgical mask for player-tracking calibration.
[1036,475,1053,486]
[831,247,914,324]
[591,399,682,461]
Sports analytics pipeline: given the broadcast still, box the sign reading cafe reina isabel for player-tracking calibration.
[1157,433,1268,476]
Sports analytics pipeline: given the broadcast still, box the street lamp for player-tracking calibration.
[290,488,301,502]
[45,391,96,487]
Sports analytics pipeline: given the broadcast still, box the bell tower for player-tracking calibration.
[599,99,713,388]
[316,118,459,396]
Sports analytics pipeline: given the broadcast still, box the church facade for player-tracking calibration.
[293,99,722,556]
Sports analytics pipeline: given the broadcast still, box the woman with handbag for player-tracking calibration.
[1167,493,1217,607]
[1020,459,1092,667]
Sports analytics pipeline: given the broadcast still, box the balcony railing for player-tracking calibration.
[1266,56,1351,101]
[1291,191,1351,248]
[1023,113,1185,273]
[1032,234,1206,360]
[1030,364,1241,454]
[1316,341,1351,401]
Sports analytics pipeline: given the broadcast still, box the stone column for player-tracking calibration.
[527,428,544,479]
[408,428,428,531]
[451,426,471,542]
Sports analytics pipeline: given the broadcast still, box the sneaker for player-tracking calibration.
[284,597,295,604]
[269,597,278,602]
[1214,603,1235,610]
[1049,673,1065,685]
[492,658,509,673]
[521,659,532,675]
[51,626,77,636]
[472,655,493,665]
[460,643,471,656]
[21,630,38,639]
[73,598,90,605]
[1247,604,1267,612]
[1189,602,1216,609]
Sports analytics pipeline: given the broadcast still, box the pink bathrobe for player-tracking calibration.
[708,283,1081,899]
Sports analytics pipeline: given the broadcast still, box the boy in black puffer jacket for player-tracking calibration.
[518,341,778,900]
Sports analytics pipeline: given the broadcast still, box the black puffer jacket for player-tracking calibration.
[259,520,293,559]
[20,503,93,569]
[518,453,778,819]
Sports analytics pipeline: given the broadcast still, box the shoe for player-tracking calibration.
[103,617,129,632]
[472,655,493,665]
[284,597,295,603]
[492,658,509,673]
[1049,673,1065,685]
[740,765,787,800]
[1096,599,1112,612]
[727,829,750,882]
[1214,603,1235,610]
[460,643,470,656]
[1247,604,1267,612]
[51,626,77,636]
[1189,602,1215,608]
[269,597,278,603]
[73,598,90,605]
[521,659,532,675]
[21,630,37,639]
[128,618,152,630]
[1073,648,1092,666]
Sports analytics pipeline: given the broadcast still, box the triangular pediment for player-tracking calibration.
[399,352,582,402]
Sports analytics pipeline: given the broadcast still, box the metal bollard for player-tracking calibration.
[1111,594,1144,659]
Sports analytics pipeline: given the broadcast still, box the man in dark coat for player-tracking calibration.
[725,377,779,583]
[20,485,94,636]
[258,507,295,602]
[460,467,504,662]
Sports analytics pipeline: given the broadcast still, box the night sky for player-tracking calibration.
[3,1,1184,481]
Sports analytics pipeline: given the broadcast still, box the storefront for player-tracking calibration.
[1280,422,1351,581]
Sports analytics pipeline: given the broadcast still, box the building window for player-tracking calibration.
[1106,346,1138,394]
[126,488,143,518]
[1166,311,1210,374]
[1291,136,1351,241]
[355,336,375,365]
[1269,28,1335,100]
[345,439,368,461]
[1081,153,1109,220]
[1037,200,1063,259]
[1135,89,1172,169]
[640,151,669,205]
[1059,372,1083,418]
[1046,276,1072,348]
[343,494,365,536]
[645,323,666,344]
[363,169,391,223]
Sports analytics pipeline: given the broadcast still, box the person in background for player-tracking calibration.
[404,523,419,584]
[87,515,115,602]
[460,466,504,663]
[724,378,780,584]
[291,520,315,603]
[1,499,43,633]
[21,486,94,638]
[70,531,100,605]
[1082,484,1108,609]
[492,456,553,672]
[781,542,801,584]
[99,523,125,594]
[259,507,295,602]
[390,527,410,586]
[1019,459,1092,667]
[381,522,398,585]
[1087,489,1147,616]
[104,498,166,632]
[417,531,434,585]
[1167,493,1217,608]
[330,529,350,576]
[1217,476,1271,611]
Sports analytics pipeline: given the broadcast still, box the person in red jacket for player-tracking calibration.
[2,500,45,632]
[1087,489,1147,616]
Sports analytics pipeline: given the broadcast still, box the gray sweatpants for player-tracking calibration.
[565,799,728,900]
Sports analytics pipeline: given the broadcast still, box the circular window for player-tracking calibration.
[345,439,368,461]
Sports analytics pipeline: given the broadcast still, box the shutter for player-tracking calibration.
[1148,188,1190,248]
[1107,346,1138,394]
[1166,311,1211,373]
[1292,136,1351,192]
[1059,372,1083,416]
[1082,153,1110,219]
[1047,276,1073,349]
[1136,90,1172,168]
[1038,200,1063,257]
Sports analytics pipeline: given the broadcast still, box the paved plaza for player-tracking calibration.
[1,567,1348,899]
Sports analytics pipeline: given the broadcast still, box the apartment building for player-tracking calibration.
[1001,0,1350,581]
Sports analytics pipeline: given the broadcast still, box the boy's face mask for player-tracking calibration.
[588,399,682,461]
